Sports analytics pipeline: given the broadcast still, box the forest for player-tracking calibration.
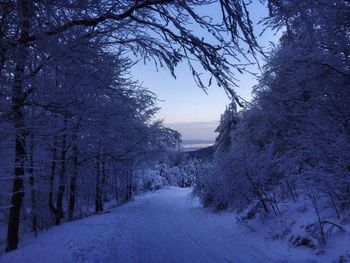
[196,0,350,248]
[0,0,349,262]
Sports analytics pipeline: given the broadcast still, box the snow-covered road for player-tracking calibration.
[1,187,290,263]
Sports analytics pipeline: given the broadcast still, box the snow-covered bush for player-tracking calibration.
[133,168,168,193]
[132,158,199,194]
[167,162,197,188]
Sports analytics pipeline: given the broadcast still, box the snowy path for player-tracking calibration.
[1,188,290,263]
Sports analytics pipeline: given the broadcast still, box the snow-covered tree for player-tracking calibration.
[214,101,239,153]
[195,1,350,246]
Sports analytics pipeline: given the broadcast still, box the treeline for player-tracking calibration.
[195,0,350,246]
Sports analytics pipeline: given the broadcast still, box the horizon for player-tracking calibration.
[165,120,219,142]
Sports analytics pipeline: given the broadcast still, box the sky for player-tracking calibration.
[131,1,279,142]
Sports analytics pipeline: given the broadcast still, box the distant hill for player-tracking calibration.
[185,146,214,160]
[180,139,214,152]
[181,139,214,145]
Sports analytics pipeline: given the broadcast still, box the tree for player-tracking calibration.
[214,101,239,153]
[195,2,350,241]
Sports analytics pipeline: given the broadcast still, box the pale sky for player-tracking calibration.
[131,2,280,141]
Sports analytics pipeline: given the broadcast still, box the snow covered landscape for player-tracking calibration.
[1,0,350,262]
[2,187,349,263]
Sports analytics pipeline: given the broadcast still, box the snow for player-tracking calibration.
[0,187,335,263]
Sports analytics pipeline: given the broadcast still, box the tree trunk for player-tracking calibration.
[95,156,103,213]
[6,0,32,252]
[6,120,26,252]
[28,133,37,236]
[56,116,68,225]
[49,136,59,221]
[68,135,78,221]
[126,159,133,202]
[101,158,106,202]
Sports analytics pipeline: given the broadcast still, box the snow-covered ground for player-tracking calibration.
[0,187,334,263]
